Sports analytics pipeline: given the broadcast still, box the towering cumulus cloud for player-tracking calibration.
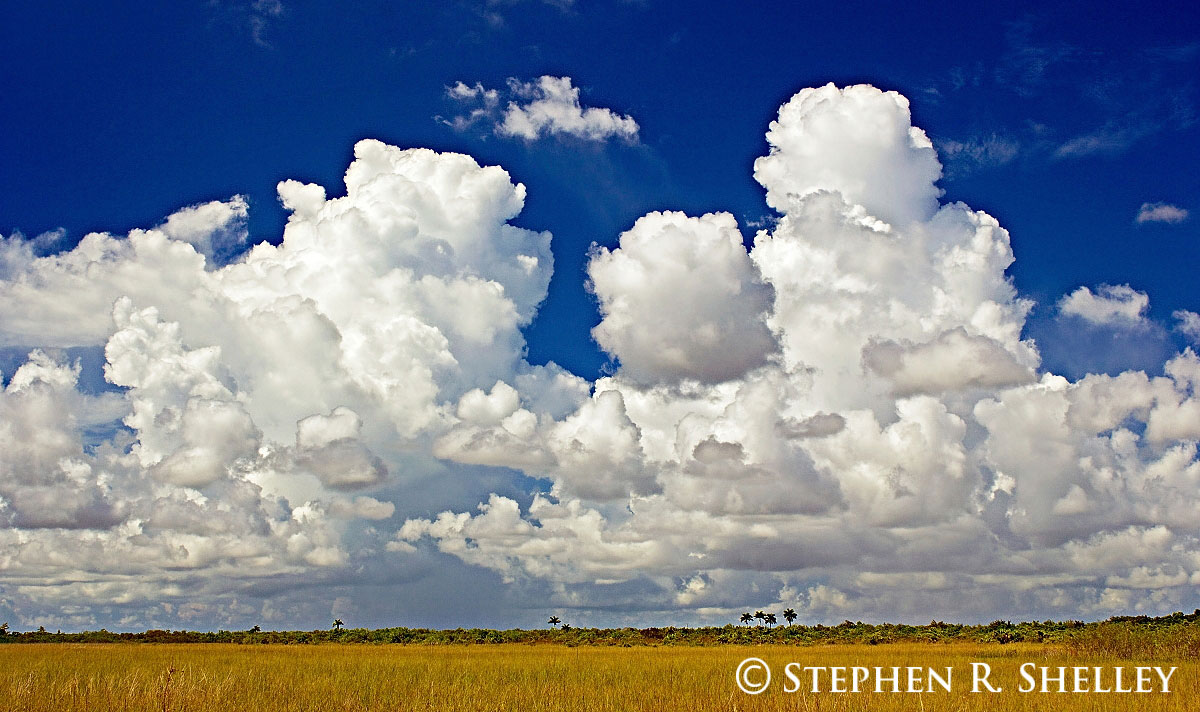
[2,84,1199,628]
[0,140,583,628]
[404,84,1200,622]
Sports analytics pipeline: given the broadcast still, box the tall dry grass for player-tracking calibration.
[1063,621,1200,660]
[0,642,1195,711]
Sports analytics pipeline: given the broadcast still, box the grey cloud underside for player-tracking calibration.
[2,84,1200,629]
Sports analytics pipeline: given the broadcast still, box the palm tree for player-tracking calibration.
[332,619,343,631]
[753,610,765,626]
[739,612,752,625]
[561,623,572,631]
[547,616,561,628]
[765,613,777,627]
[250,625,261,633]
[783,608,797,625]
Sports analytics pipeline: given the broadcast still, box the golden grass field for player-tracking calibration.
[1,642,1196,711]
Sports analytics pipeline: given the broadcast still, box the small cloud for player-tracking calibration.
[440,82,501,133]
[1058,284,1150,327]
[1174,310,1200,343]
[744,214,779,231]
[446,81,498,103]
[443,76,639,143]
[1136,202,1189,225]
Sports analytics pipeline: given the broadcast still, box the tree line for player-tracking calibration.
[1,609,1197,648]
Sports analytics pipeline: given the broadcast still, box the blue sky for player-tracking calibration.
[1,1,1199,631]
[6,1,1197,376]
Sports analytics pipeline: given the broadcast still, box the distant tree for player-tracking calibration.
[765,613,777,627]
[753,610,765,626]
[547,616,561,628]
[332,619,343,631]
[0,622,8,635]
[740,612,753,625]
[560,624,572,631]
[783,609,797,625]
[250,625,261,633]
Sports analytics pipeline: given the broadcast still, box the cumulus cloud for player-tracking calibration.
[753,83,943,226]
[0,352,127,529]
[157,195,250,266]
[402,84,1200,625]
[0,137,576,628]
[294,408,387,491]
[445,76,639,142]
[1058,284,1150,326]
[1136,202,1189,224]
[588,211,776,384]
[863,328,1036,395]
[5,83,1200,630]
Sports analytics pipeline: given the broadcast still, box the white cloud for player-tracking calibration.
[157,195,250,266]
[588,211,776,384]
[753,83,943,226]
[0,352,127,529]
[1136,202,1189,224]
[447,81,498,104]
[1058,284,1150,326]
[5,83,1200,629]
[0,137,576,627]
[1175,310,1200,343]
[446,76,639,143]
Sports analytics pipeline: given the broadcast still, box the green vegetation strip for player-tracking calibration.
[3,610,1199,659]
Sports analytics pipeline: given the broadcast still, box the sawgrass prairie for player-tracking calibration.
[1,641,1197,711]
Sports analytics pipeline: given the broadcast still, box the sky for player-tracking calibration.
[0,1,1198,632]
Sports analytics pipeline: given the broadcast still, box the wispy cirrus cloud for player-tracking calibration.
[993,19,1078,96]
[934,19,1195,164]
[474,0,577,26]
[937,133,1020,175]
[249,0,284,48]
[206,0,285,48]
[1054,121,1156,158]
